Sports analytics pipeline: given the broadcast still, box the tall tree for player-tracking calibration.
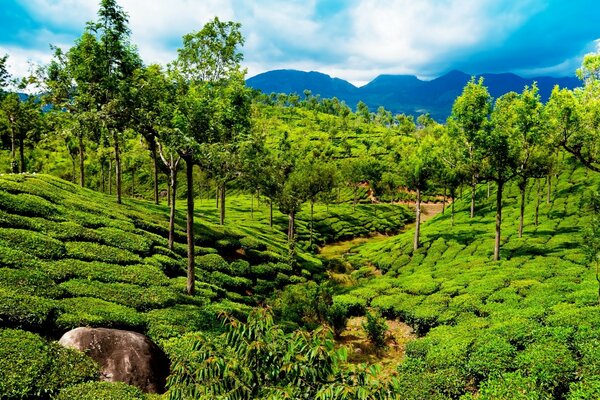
[513,84,547,237]
[484,92,520,261]
[448,77,492,218]
[400,133,438,251]
[170,17,245,296]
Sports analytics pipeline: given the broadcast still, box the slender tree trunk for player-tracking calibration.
[494,180,504,261]
[114,133,122,204]
[100,162,105,193]
[310,200,314,247]
[219,183,225,225]
[108,159,113,195]
[131,167,136,198]
[413,188,422,251]
[270,199,273,228]
[168,165,177,251]
[10,128,17,173]
[251,192,254,220]
[288,212,295,242]
[470,175,476,218]
[535,178,541,226]
[185,157,195,296]
[546,174,552,204]
[71,157,76,182]
[216,184,219,209]
[442,185,447,214]
[151,142,159,205]
[19,139,25,173]
[78,133,85,187]
[518,180,526,238]
[167,171,172,208]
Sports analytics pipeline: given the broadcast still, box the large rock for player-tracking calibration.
[58,327,169,393]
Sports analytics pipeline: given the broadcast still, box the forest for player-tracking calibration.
[1,0,600,399]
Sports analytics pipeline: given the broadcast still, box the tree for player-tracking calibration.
[513,84,547,238]
[0,94,41,173]
[484,92,521,261]
[131,64,172,204]
[0,54,11,99]
[448,77,492,218]
[399,132,438,251]
[583,191,600,304]
[157,140,181,250]
[278,169,307,244]
[170,17,245,295]
[298,159,336,247]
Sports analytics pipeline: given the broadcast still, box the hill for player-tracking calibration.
[0,172,412,398]
[332,160,600,398]
[246,69,580,120]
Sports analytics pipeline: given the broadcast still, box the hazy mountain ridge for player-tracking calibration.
[246,69,581,120]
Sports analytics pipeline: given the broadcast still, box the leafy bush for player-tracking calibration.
[326,302,349,338]
[197,253,230,273]
[0,329,98,399]
[477,372,546,400]
[65,242,141,265]
[56,297,146,331]
[55,381,146,400]
[96,227,152,254]
[0,228,66,259]
[45,259,170,287]
[0,288,58,330]
[362,310,388,350]
[60,279,180,311]
[0,267,62,298]
[0,191,60,218]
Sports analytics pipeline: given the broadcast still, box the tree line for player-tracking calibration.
[1,0,600,294]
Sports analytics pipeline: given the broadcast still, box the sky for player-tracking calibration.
[0,0,599,87]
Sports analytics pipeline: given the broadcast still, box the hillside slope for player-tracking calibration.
[335,162,600,399]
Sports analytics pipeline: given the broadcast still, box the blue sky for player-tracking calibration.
[0,0,598,86]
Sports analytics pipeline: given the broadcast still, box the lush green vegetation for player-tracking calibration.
[2,0,600,398]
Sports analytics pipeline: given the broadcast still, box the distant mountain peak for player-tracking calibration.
[246,69,580,120]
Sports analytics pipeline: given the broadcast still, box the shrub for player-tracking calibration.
[0,267,62,298]
[477,372,546,400]
[0,228,66,259]
[0,191,60,218]
[56,297,146,331]
[362,310,388,350]
[0,329,98,399]
[568,377,600,400]
[65,242,141,265]
[333,294,367,316]
[197,253,230,273]
[146,304,222,342]
[45,259,170,287]
[467,334,516,381]
[96,227,152,254]
[59,279,180,311]
[54,382,146,400]
[0,288,58,330]
[144,254,185,277]
[326,302,349,338]
[43,221,100,241]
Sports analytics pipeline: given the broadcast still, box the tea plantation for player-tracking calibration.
[334,162,600,399]
[0,173,411,399]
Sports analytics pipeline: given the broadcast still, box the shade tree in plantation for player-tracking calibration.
[169,17,246,295]
[296,158,337,247]
[130,64,173,204]
[0,54,9,95]
[399,132,439,251]
[435,130,467,226]
[0,93,41,173]
[157,139,181,251]
[512,83,548,237]
[448,77,492,219]
[483,92,521,261]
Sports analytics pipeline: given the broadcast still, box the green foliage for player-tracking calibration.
[55,381,146,400]
[0,228,66,259]
[0,288,58,330]
[166,308,396,399]
[362,310,388,350]
[56,297,146,331]
[65,241,142,264]
[0,329,98,399]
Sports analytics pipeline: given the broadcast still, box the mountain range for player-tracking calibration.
[246,69,581,121]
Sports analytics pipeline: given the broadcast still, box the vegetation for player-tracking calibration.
[1,0,600,398]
